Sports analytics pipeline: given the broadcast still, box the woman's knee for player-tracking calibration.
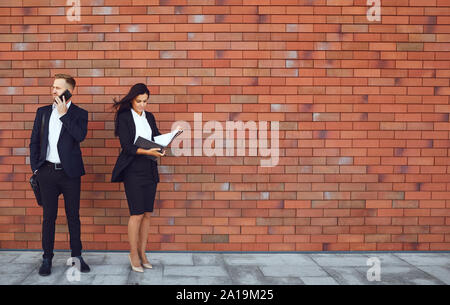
[129,214,144,222]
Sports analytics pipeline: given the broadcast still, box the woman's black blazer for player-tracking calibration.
[111,110,161,183]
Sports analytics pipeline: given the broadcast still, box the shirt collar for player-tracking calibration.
[131,108,145,118]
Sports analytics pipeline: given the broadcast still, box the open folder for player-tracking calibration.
[135,129,183,161]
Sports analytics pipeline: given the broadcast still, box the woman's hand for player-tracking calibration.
[147,148,166,157]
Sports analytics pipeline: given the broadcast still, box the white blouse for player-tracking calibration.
[131,108,152,143]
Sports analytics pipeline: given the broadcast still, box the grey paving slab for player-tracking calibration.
[278,253,319,266]
[59,273,96,285]
[395,253,450,266]
[164,265,229,277]
[193,253,223,266]
[260,276,304,285]
[321,267,368,285]
[223,253,317,267]
[369,254,412,266]
[92,275,129,285]
[91,264,130,275]
[10,252,42,264]
[149,252,194,266]
[0,253,17,264]
[103,252,131,265]
[197,276,233,285]
[354,265,445,285]
[78,253,106,265]
[414,266,450,285]
[1,250,449,285]
[20,265,66,285]
[300,276,339,285]
[0,274,30,285]
[259,265,328,277]
[410,278,444,285]
[0,263,37,275]
[226,265,265,285]
[161,276,200,285]
[128,265,163,285]
[310,254,369,267]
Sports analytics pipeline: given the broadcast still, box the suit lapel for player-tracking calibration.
[127,109,136,142]
[145,111,155,141]
[40,105,52,157]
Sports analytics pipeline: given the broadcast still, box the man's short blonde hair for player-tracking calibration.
[54,74,76,90]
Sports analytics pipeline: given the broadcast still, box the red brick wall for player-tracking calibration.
[0,0,449,252]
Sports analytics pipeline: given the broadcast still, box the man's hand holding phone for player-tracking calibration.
[54,89,72,116]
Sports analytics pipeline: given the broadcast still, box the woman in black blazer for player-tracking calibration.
[111,83,166,273]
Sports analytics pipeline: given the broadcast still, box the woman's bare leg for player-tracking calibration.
[128,214,144,266]
[138,212,151,264]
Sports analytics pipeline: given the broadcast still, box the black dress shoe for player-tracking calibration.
[74,256,90,273]
[39,258,52,276]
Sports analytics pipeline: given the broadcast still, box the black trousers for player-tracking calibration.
[37,161,82,259]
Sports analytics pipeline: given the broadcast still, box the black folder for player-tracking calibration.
[135,137,165,161]
[135,129,183,161]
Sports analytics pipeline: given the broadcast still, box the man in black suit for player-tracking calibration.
[29,74,90,276]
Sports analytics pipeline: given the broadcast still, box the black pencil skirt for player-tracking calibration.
[123,155,159,216]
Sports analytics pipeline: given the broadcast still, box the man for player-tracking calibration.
[29,74,90,276]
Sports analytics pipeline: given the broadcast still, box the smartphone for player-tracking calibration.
[58,89,72,102]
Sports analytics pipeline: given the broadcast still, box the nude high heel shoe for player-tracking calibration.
[139,252,153,269]
[129,254,144,273]
[142,261,153,269]
[140,254,153,269]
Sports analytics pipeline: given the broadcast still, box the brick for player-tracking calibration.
[0,1,448,252]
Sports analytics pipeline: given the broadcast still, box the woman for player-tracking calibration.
[111,83,166,273]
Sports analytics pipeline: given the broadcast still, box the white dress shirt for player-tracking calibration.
[131,108,152,143]
[46,101,71,163]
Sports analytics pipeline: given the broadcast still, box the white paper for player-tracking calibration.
[153,129,181,147]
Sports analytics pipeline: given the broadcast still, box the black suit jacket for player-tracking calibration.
[111,110,161,183]
[29,103,88,178]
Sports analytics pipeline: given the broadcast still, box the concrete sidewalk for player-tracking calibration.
[0,250,449,285]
